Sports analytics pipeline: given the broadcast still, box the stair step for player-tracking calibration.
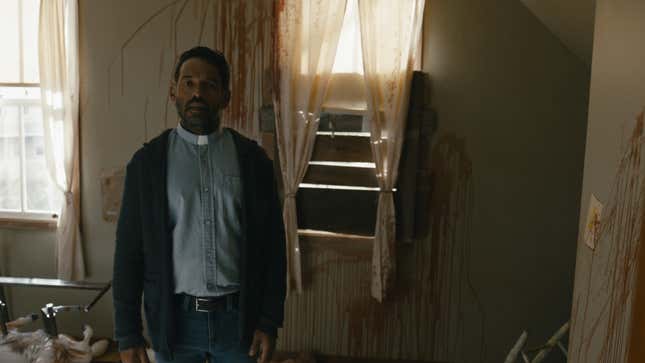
[298,229,373,258]
[318,113,365,132]
[259,106,365,133]
[303,163,377,187]
[311,133,372,163]
[296,187,377,236]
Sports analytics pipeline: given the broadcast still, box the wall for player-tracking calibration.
[280,0,590,362]
[568,0,645,362]
[0,0,224,340]
[0,0,590,362]
[519,0,596,64]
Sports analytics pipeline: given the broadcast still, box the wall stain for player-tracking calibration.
[425,134,485,362]
[214,0,273,141]
[570,110,645,363]
[279,133,485,362]
[106,0,269,143]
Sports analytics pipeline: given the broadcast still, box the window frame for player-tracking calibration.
[0,0,58,229]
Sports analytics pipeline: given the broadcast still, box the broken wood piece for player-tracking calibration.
[530,321,569,363]
[504,331,528,363]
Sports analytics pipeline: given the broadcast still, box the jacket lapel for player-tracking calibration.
[229,128,253,314]
[143,129,175,350]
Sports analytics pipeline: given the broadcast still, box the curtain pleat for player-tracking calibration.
[39,0,85,280]
[273,0,347,294]
[358,0,425,301]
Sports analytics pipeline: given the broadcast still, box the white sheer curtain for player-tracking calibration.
[39,0,85,280]
[274,0,347,294]
[358,0,425,301]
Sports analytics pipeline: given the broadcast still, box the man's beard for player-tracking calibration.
[176,100,221,134]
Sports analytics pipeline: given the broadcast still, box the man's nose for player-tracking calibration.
[191,83,202,98]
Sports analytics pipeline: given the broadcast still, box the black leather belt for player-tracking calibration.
[177,292,239,312]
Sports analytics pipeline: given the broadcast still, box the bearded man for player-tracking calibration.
[113,46,286,363]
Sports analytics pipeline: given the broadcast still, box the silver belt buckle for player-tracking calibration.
[195,298,210,312]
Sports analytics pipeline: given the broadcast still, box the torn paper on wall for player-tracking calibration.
[100,167,126,223]
[583,194,603,250]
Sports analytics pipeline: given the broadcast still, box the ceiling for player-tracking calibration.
[520,0,596,65]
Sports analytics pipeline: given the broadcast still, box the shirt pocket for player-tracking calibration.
[222,175,243,201]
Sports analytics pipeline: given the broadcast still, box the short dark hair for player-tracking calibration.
[173,46,230,89]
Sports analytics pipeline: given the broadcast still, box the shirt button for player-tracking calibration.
[204,187,209,192]
[205,219,211,225]
[207,283,214,290]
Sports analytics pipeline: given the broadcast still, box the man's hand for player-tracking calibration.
[248,329,276,363]
[119,346,151,363]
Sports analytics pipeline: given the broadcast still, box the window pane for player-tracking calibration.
[22,103,60,213]
[23,103,43,136]
[1,87,60,214]
[0,102,20,138]
[331,0,363,75]
[22,0,40,83]
[25,134,59,212]
[0,0,21,83]
[0,103,21,211]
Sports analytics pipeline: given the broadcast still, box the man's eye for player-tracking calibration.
[183,79,193,87]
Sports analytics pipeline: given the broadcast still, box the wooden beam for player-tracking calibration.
[395,71,436,243]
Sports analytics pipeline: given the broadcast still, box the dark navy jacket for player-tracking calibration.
[112,128,286,360]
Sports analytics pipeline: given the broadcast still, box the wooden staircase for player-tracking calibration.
[259,71,434,257]
[299,124,377,236]
[262,112,378,240]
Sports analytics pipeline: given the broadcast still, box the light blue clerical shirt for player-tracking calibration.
[167,124,243,297]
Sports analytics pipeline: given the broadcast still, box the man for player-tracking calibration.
[113,46,286,363]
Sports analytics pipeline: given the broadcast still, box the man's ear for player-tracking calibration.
[169,81,177,102]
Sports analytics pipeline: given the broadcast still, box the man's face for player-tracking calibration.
[170,57,229,132]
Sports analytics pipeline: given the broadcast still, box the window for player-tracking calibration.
[331,0,364,76]
[0,0,61,222]
[324,0,367,114]
[323,0,422,115]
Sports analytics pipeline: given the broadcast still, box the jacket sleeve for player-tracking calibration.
[112,156,146,351]
[257,156,287,338]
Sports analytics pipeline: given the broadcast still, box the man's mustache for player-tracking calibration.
[186,98,209,109]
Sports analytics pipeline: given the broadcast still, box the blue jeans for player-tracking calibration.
[153,301,254,363]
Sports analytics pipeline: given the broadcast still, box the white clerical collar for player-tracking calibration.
[176,123,223,145]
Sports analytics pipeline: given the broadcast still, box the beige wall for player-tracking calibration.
[0,0,217,341]
[426,0,587,360]
[0,0,590,362]
[568,0,645,362]
[287,0,590,361]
